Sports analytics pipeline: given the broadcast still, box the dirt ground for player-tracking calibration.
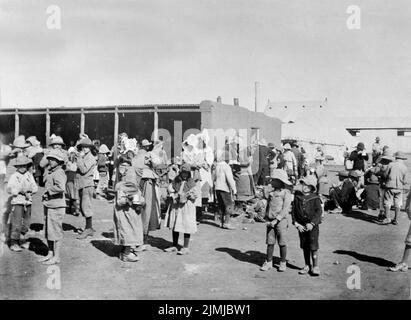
[1,166,411,300]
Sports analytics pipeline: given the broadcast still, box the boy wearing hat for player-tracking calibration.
[381,151,409,225]
[39,149,67,264]
[282,143,298,180]
[292,175,323,276]
[260,169,292,272]
[76,137,97,239]
[348,142,369,172]
[6,155,38,252]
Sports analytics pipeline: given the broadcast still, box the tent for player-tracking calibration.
[264,100,358,165]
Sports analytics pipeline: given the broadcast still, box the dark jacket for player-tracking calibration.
[361,184,380,210]
[349,150,369,172]
[292,191,322,226]
[340,179,357,205]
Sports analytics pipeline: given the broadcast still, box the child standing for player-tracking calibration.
[292,175,323,276]
[113,158,144,262]
[96,144,110,200]
[213,150,237,230]
[39,149,67,265]
[66,147,80,216]
[164,163,198,255]
[389,185,411,272]
[360,174,380,210]
[260,169,292,272]
[6,155,38,252]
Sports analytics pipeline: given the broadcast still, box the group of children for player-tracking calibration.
[2,135,410,274]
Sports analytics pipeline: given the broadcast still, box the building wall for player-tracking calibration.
[200,100,282,150]
[353,129,411,153]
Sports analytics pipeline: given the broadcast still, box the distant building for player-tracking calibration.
[264,99,357,165]
[0,99,282,159]
[340,116,411,153]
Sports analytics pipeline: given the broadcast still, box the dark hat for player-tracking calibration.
[357,142,365,151]
[267,142,275,149]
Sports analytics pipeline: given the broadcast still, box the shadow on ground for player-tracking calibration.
[342,210,380,224]
[215,247,300,270]
[28,237,49,256]
[91,239,121,257]
[333,249,395,267]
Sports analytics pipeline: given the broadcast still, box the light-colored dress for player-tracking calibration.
[165,178,198,234]
[113,181,144,246]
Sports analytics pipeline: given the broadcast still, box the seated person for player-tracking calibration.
[328,170,359,214]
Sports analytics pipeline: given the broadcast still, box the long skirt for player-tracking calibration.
[113,207,144,246]
[66,179,79,200]
[165,201,197,234]
[141,179,161,234]
[234,168,255,202]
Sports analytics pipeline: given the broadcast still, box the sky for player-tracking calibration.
[0,0,411,117]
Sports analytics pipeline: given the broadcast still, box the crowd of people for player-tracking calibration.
[0,133,410,275]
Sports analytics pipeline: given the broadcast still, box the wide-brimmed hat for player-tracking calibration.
[13,155,32,167]
[394,151,407,160]
[49,135,65,146]
[12,136,30,149]
[99,144,110,154]
[338,170,349,177]
[77,137,94,148]
[141,139,152,147]
[368,174,379,184]
[300,175,317,192]
[271,169,292,186]
[283,143,291,150]
[26,136,41,147]
[381,155,394,162]
[349,170,362,179]
[46,149,65,162]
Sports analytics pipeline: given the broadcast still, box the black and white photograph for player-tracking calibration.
[0,0,411,304]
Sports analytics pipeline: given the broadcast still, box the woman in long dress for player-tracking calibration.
[132,139,161,252]
[113,158,144,262]
[164,163,198,255]
[181,134,204,223]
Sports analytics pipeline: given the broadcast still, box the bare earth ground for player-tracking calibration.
[1,165,411,300]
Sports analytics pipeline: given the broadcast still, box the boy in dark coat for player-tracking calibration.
[360,174,380,210]
[292,175,322,276]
